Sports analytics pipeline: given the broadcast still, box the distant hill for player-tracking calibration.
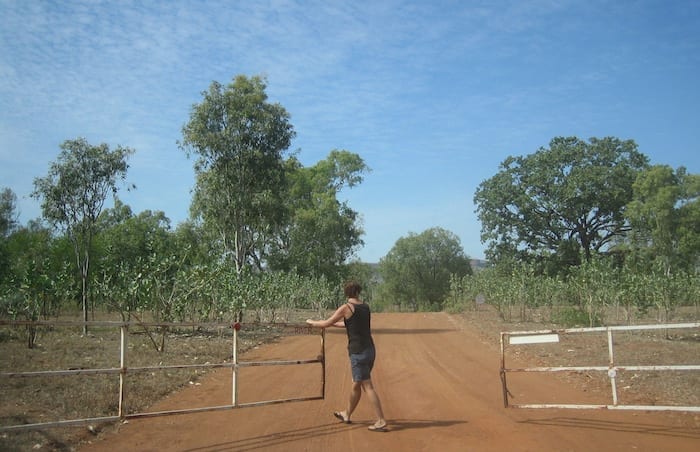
[470,259,488,272]
[359,259,488,276]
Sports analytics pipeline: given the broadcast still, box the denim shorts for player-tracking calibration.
[349,346,376,382]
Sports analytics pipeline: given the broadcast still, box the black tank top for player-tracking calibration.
[344,303,374,354]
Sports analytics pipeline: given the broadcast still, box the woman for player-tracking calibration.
[306,281,387,432]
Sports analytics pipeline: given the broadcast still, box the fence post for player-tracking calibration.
[500,332,509,408]
[232,323,239,407]
[320,328,326,399]
[119,325,127,418]
[607,328,618,406]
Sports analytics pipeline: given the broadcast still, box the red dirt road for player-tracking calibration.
[81,313,699,451]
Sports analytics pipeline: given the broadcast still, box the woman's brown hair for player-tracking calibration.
[343,281,362,298]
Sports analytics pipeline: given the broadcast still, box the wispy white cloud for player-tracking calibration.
[2,0,699,259]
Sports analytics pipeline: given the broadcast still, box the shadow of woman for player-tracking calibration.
[181,419,468,451]
[381,418,468,432]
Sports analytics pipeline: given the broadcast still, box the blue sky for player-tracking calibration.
[1,0,698,263]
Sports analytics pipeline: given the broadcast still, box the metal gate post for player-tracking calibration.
[119,325,127,418]
[320,328,326,399]
[500,332,509,408]
[606,328,618,406]
[232,323,239,407]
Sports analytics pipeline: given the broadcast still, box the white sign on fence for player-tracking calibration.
[509,333,560,345]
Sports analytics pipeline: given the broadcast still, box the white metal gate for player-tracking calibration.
[0,320,326,432]
[500,322,700,412]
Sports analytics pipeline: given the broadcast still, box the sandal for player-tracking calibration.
[368,423,388,432]
[333,411,351,424]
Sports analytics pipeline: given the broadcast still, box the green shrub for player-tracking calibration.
[551,307,602,328]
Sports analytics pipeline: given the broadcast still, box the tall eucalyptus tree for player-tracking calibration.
[181,75,295,273]
[32,138,133,332]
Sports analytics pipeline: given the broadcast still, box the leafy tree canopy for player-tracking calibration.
[626,165,700,273]
[95,199,172,270]
[31,137,134,330]
[474,136,649,266]
[0,188,19,238]
[180,75,295,273]
[32,138,134,233]
[379,227,472,311]
[267,150,369,282]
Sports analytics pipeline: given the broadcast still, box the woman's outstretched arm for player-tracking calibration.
[306,304,348,328]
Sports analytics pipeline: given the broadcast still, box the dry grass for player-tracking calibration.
[0,316,310,452]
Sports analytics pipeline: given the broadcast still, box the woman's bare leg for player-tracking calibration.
[343,381,362,420]
[361,379,386,427]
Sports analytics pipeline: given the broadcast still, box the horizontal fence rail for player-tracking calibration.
[0,320,325,432]
[500,322,700,413]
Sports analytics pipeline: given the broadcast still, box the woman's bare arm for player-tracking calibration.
[306,305,348,328]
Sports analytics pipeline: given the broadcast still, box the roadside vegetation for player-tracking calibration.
[446,258,699,327]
